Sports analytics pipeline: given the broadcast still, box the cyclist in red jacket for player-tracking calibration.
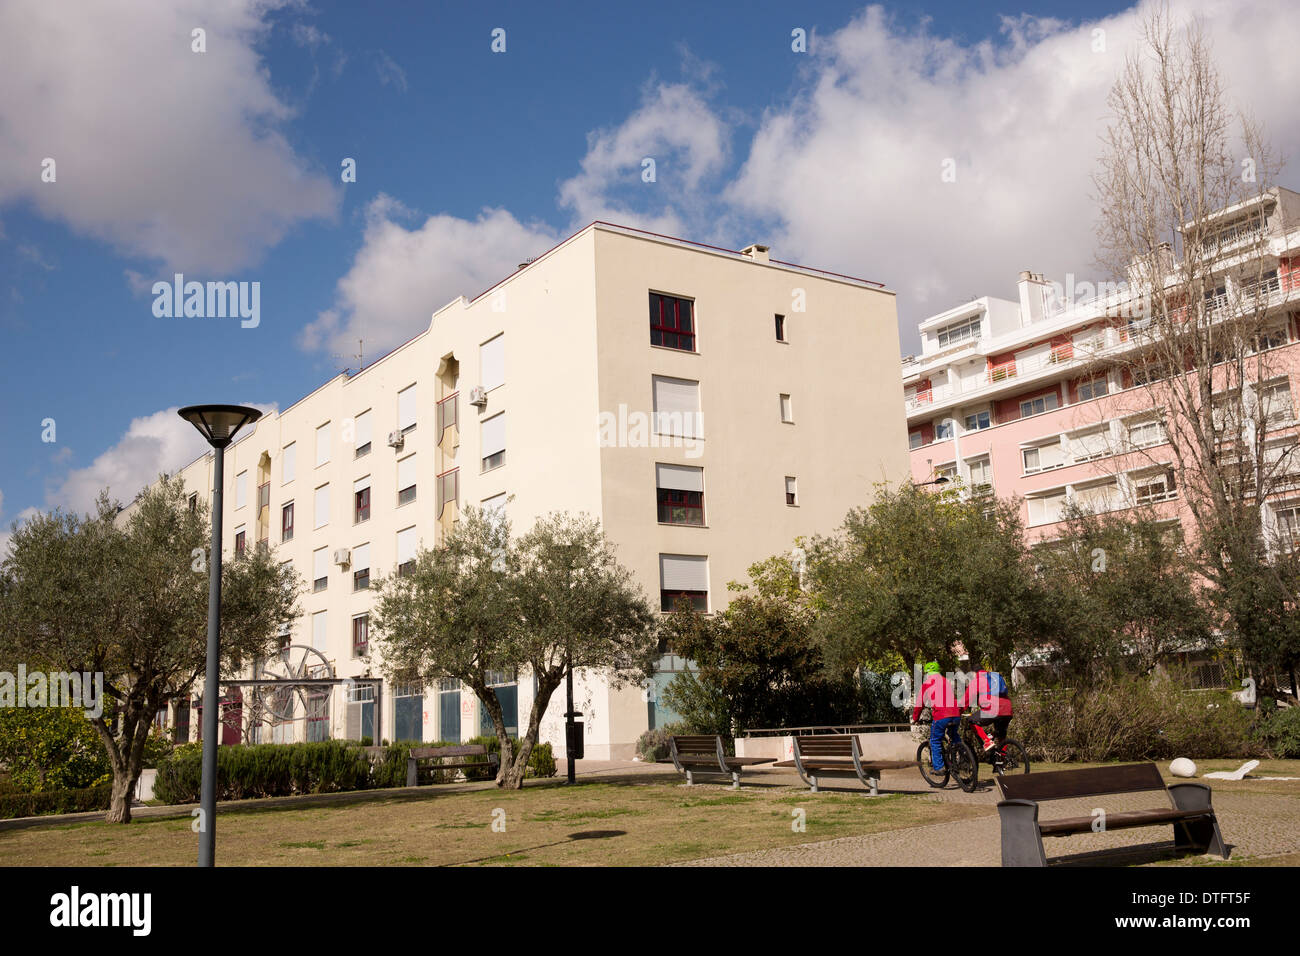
[911,661,960,779]
[963,669,1013,751]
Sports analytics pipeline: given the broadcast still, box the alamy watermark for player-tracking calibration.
[151,274,260,328]
[596,405,703,458]
[0,665,104,719]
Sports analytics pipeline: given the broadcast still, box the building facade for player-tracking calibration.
[162,222,908,759]
[903,187,1300,551]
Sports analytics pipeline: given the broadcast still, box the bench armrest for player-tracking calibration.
[1168,782,1214,812]
[997,798,1040,810]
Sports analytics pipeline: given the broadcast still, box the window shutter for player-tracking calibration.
[653,376,701,438]
[282,443,296,483]
[1071,429,1111,461]
[353,476,370,495]
[235,472,247,508]
[659,554,708,592]
[1073,482,1116,513]
[397,455,416,490]
[316,423,331,466]
[352,542,370,572]
[480,335,505,390]
[785,476,797,496]
[355,411,371,449]
[481,414,506,456]
[655,463,703,493]
[314,485,329,528]
[313,548,328,580]
[396,527,417,565]
[312,611,328,651]
[398,385,417,431]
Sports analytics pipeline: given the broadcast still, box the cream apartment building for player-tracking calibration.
[161,222,908,759]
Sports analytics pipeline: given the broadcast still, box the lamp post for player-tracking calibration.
[178,404,262,867]
[558,544,582,785]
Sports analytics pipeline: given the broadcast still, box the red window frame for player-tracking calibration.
[657,488,704,525]
[649,292,696,352]
[281,502,294,541]
[355,486,370,523]
[352,615,369,657]
[234,530,246,557]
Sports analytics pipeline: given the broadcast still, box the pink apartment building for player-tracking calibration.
[902,187,1300,558]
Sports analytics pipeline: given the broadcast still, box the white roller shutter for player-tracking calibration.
[397,455,416,491]
[235,472,247,508]
[480,335,505,390]
[1027,492,1066,526]
[313,547,328,580]
[352,542,370,572]
[659,554,708,592]
[355,411,372,449]
[481,414,506,456]
[655,463,703,492]
[398,385,417,431]
[314,485,329,528]
[1073,482,1116,513]
[312,611,328,651]
[282,443,296,483]
[1071,428,1111,462]
[353,476,370,494]
[316,423,331,466]
[653,376,701,438]
[396,527,417,565]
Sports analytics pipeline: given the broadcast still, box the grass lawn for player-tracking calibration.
[0,775,992,867]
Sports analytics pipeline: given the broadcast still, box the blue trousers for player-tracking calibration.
[930,717,960,771]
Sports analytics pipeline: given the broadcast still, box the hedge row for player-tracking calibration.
[0,783,113,819]
[152,738,557,805]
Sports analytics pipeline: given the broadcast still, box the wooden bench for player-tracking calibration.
[667,735,774,789]
[774,734,917,795]
[996,762,1228,867]
[405,744,499,786]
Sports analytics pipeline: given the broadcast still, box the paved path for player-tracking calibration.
[676,767,1300,866]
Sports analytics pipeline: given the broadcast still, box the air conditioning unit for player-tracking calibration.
[332,548,351,566]
[387,430,404,449]
[469,386,488,407]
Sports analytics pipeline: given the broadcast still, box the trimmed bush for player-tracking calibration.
[0,783,113,819]
[462,736,558,780]
[1015,675,1257,763]
[635,728,674,763]
[153,740,374,803]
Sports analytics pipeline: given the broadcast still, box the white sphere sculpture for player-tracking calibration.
[1169,757,1197,778]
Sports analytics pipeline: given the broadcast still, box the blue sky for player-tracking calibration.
[1,0,1297,543]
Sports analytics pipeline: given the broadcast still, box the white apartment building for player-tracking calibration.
[161,222,908,758]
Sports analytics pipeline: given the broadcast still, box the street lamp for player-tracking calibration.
[913,458,951,489]
[557,543,583,785]
[178,404,262,867]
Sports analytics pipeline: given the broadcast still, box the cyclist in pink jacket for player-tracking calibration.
[911,661,960,777]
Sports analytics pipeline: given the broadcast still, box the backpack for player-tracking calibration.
[984,671,1008,697]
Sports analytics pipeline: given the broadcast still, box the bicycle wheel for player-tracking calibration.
[917,740,950,788]
[995,740,1030,775]
[952,740,979,793]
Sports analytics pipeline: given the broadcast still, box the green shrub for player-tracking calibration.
[0,707,111,792]
[1015,674,1257,762]
[153,740,375,803]
[0,783,113,819]
[1256,705,1300,758]
[636,728,674,763]
[527,741,557,778]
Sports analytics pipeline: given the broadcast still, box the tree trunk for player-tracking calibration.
[105,770,139,823]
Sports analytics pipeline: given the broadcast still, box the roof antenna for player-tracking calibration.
[331,339,365,376]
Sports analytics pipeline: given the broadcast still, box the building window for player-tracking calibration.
[314,484,329,529]
[909,431,923,450]
[313,548,328,592]
[1134,470,1177,505]
[785,476,798,506]
[775,314,786,342]
[235,471,248,509]
[659,554,708,613]
[437,392,458,438]
[649,292,696,352]
[188,492,198,513]
[964,410,991,431]
[1127,418,1167,449]
[234,529,246,557]
[481,414,505,472]
[352,615,369,658]
[779,393,794,423]
[352,543,370,591]
[1027,491,1067,527]
[354,410,372,457]
[1077,377,1109,401]
[1023,441,1066,474]
[437,468,459,518]
[1019,393,1060,418]
[1070,427,1112,463]
[396,527,416,578]
[966,458,992,495]
[316,422,331,467]
[281,502,294,542]
[282,442,296,483]
[311,610,327,652]
[354,478,371,523]
[397,455,417,505]
[398,384,418,435]
[652,376,702,438]
[480,334,505,391]
[656,463,704,526]
[936,420,954,440]
[1262,381,1295,425]
[937,317,981,348]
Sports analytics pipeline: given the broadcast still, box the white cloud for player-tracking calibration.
[557,80,731,237]
[0,0,338,273]
[725,0,1300,348]
[299,199,559,358]
[44,404,275,517]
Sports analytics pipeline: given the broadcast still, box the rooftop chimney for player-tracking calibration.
[741,243,770,264]
[1017,270,1051,326]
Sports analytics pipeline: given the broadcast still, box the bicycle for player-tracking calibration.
[915,718,979,792]
[961,714,1030,776]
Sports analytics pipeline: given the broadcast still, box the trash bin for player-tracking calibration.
[566,720,585,760]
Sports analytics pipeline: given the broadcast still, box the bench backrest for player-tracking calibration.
[672,735,721,756]
[794,735,855,758]
[409,744,489,760]
[997,762,1165,803]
